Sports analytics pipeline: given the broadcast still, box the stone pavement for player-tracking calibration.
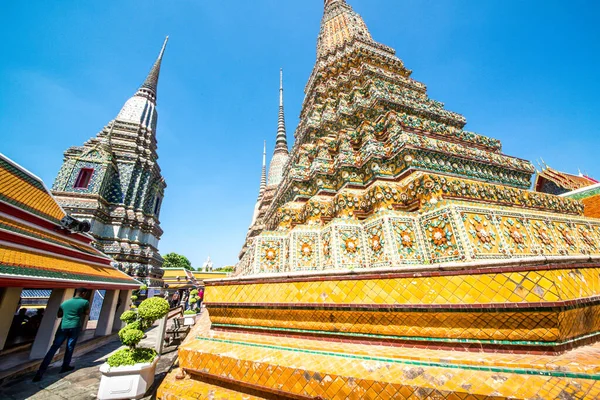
[0,325,179,400]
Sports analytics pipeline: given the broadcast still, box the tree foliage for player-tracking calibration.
[162,252,193,271]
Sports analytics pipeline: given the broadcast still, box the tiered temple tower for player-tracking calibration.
[160,2,600,399]
[52,38,169,288]
[239,70,290,260]
[237,0,591,275]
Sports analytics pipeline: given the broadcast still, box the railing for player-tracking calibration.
[155,305,184,354]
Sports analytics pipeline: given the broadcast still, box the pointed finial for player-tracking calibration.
[274,69,288,154]
[279,68,284,107]
[259,141,267,199]
[139,36,169,99]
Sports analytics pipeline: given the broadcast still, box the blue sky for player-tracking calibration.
[1,0,599,269]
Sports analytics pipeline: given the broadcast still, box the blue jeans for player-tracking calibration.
[37,327,80,374]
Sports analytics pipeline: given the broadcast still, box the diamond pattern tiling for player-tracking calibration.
[206,266,598,307]
[170,329,600,399]
[157,368,268,399]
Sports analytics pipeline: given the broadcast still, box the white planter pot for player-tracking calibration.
[183,315,196,326]
[97,356,159,400]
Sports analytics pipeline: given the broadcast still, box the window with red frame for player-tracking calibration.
[74,168,94,189]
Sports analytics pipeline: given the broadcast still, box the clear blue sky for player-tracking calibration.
[1,1,599,269]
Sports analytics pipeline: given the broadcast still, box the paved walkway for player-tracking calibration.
[0,326,179,400]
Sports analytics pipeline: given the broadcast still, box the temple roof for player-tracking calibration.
[0,153,140,289]
[535,164,597,195]
[162,267,197,289]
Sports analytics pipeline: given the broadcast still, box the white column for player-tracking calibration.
[0,287,23,350]
[30,288,74,359]
[95,289,119,337]
[112,290,132,331]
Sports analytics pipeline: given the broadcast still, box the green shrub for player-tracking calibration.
[190,289,199,296]
[130,295,138,301]
[106,348,157,367]
[118,327,144,348]
[189,297,197,304]
[184,310,196,315]
[139,284,148,290]
[138,297,170,321]
[120,310,137,324]
[111,296,170,367]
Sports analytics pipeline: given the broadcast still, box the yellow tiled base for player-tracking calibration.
[166,329,600,400]
[206,266,600,306]
[209,304,600,344]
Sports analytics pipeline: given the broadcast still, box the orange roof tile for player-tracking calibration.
[0,155,65,222]
[0,153,140,289]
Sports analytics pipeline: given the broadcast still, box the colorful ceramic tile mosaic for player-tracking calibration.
[160,1,600,398]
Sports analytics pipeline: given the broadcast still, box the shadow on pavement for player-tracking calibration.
[0,340,123,400]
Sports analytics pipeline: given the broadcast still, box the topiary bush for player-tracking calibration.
[120,310,137,324]
[184,310,196,315]
[106,348,156,368]
[138,296,170,321]
[107,296,170,368]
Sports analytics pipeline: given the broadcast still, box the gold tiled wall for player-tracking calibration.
[206,265,600,346]
[207,267,600,306]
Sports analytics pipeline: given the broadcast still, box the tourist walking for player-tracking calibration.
[198,288,204,309]
[32,288,90,382]
[170,291,180,308]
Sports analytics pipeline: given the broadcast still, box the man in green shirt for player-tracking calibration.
[33,288,90,382]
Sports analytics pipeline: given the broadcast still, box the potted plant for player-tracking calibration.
[183,309,197,326]
[97,296,170,400]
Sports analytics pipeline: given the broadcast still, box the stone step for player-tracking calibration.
[158,368,268,400]
[174,329,600,399]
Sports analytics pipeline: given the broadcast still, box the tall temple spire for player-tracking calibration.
[250,142,267,226]
[52,37,170,288]
[260,140,267,198]
[274,69,289,154]
[267,69,290,187]
[117,36,169,131]
[138,36,169,101]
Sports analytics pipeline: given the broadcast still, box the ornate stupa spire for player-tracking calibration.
[137,36,169,102]
[52,37,170,288]
[267,69,290,187]
[251,141,267,226]
[260,140,267,198]
[116,36,169,131]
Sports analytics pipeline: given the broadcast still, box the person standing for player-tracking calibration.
[32,288,90,382]
[170,291,180,308]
